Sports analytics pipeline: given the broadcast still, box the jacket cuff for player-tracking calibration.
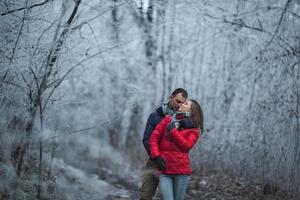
[150,153,160,160]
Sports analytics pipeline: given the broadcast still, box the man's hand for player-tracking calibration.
[166,122,176,135]
[154,156,166,171]
[177,120,185,130]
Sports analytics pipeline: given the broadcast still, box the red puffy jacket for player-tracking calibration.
[149,115,200,175]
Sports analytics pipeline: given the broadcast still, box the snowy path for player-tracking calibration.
[52,159,294,200]
[52,159,135,200]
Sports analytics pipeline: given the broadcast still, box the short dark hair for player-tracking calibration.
[171,88,188,98]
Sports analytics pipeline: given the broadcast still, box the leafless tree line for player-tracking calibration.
[0,0,299,199]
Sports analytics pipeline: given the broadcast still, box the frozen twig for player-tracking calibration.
[0,0,50,16]
[265,0,292,47]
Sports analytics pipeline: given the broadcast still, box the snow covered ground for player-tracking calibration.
[53,158,136,200]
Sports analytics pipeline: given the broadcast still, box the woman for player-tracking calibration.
[149,99,204,200]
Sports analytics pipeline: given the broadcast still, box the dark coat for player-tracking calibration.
[143,106,165,156]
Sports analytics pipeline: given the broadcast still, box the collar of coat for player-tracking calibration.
[162,102,175,116]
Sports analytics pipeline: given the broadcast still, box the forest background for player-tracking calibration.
[0,0,299,199]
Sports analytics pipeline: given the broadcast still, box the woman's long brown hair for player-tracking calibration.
[189,99,204,131]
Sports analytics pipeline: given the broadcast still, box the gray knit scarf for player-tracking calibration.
[162,102,174,116]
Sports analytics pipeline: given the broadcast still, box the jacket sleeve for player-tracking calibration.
[149,116,169,159]
[143,113,156,156]
[170,128,200,152]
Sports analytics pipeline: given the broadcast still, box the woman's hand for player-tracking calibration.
[166,122,176,135]
[154,156,166,171]
[166,121,182,138]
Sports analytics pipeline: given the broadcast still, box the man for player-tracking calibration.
[140,88,188,200]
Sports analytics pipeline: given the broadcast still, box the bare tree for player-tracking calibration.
[1,0,81,199]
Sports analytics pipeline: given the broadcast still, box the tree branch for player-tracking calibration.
[67,0,81,25]
[0,0,50,16]
[223,18,263,32]
[291,12,300,19]
[9,0,29,66]
[40,0,81,91]
[70,0,129,32]
[29,66,40,91]
[223,18,294,52]
[0,80,27,92]
[45,120,110,141]
[265,0,292,47]
[42,35,146,110]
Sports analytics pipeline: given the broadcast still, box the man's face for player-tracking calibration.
[168,93,186,111]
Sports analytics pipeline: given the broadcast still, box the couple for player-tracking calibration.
[141,88,204,200]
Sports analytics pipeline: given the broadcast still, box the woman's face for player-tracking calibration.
[178,100,192,112]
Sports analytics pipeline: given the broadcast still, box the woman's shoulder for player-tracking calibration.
[160,114,172,122]
[165,115,172,120]
[156,115,172,128]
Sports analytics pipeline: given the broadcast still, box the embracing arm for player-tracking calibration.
[149,116,170,159]
[143,113,156,156]
[170,128,200,152]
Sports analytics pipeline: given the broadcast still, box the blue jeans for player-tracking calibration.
[159,174,190,200]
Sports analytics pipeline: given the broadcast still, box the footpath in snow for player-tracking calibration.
[53,158,295,200]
